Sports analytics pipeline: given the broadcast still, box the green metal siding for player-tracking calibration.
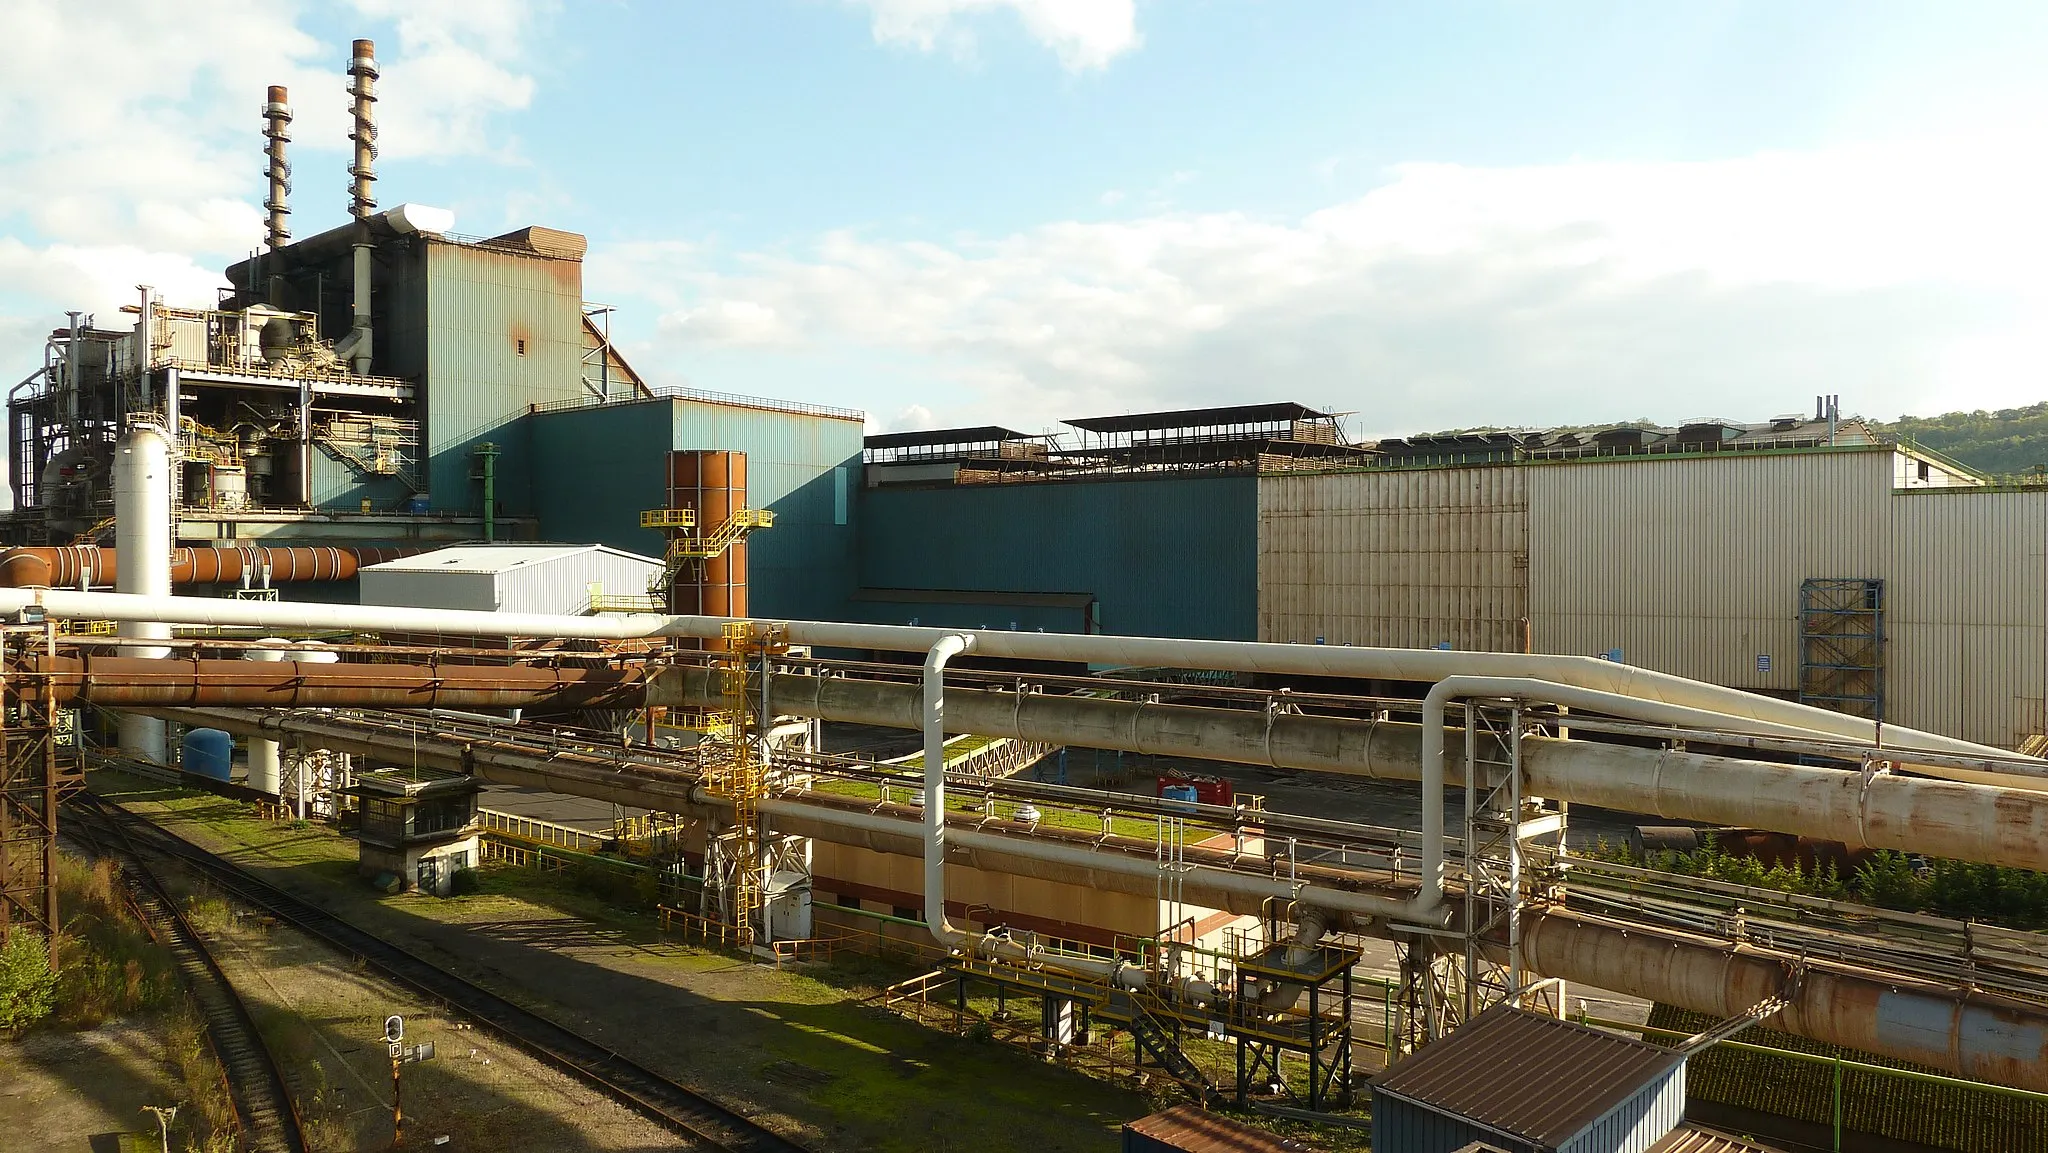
[856,475,1258,640]
[529,403,670,553]
[420,242,589,515]
[529,397,865,621]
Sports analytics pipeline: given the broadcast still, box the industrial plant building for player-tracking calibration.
[8,37,2048,1153]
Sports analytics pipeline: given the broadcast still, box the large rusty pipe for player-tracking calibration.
[30,654,646,711]
[1520,908,2048,1089]
[135,702,2048,1090]
[0,545,425,588]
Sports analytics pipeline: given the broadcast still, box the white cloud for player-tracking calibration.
[602,138,2048,435]
[0,1,549,334]
[853,0,1140,70]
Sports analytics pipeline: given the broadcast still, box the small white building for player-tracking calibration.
[359,543,664,616]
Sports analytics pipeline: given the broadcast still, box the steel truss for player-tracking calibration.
[0,624,78,959]
[1394,701,1568,1052]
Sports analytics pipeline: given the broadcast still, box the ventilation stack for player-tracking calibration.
[344,39,378,374]
[262,85,292,251]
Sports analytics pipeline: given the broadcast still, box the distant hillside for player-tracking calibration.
[1878,403,2048,479]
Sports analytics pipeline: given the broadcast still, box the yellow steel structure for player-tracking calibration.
[639,508,698,530]
[668,508,774,561]
[702,620,787,948]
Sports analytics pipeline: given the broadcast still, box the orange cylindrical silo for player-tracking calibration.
[665,450,748,619]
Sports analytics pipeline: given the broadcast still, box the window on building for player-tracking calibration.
[833,466,849,525]
[837,893,861,909]
[892,906,917,921]
[1917,459,1931,483]
[516,339,527,356]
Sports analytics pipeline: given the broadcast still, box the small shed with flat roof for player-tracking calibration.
[1371,1005,1688,1153]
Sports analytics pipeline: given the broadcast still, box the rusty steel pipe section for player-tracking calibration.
[1520,908,2048,1090]
[29,654,646,711]
[0,546,425,588]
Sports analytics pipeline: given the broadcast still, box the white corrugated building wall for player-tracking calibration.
[1257,443,2048,748]
[358,544,665,616]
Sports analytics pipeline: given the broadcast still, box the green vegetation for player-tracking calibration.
[51,855,181,1028]
[0,929,56,1032]
[1653,1003,2048,1153]
[1585,836,2048,930]
[1878,403,2048,479]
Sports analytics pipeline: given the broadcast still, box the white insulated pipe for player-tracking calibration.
[111,428,175,761]
[0,591,2020,770]
[923,635,973,948]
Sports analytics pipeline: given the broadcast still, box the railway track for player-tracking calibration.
[66,796,308,1153]
[70,792,811,1153]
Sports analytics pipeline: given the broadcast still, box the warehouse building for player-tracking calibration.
[855,404,2045,748]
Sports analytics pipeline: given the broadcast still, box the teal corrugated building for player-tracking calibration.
[854,473,1258,640]
[530,394,864,621]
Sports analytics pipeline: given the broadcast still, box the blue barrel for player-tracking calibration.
[1161,784,1199,809]
[182,728,234,782]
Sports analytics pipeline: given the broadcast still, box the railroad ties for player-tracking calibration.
[78,795,811,1153]
[66,795,307,1153]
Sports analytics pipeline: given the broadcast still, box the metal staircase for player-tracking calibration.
[669,508,774,560]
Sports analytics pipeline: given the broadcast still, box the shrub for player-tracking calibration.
[448,867,482,896]
[0,930,56,1032]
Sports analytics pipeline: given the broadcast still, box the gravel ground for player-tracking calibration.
[0,1019,177,1152]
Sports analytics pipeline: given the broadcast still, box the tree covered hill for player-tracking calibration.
[1878,403,2048,479]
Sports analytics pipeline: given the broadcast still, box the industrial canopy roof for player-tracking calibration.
[1372,1006,1684,1149]
[863,425,1034,449]
[1064,401,1332,433]
[362,543,661,577]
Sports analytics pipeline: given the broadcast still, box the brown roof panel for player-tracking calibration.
[1648,1125,1784,1153]
[1122,1105,1320,1152]
[1372,1006,1684,1148]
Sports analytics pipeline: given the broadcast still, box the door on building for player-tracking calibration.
[416,856,439,894]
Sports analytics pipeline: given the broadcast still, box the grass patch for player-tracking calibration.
[50,854,181,1029]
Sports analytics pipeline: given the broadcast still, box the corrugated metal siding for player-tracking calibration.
[1559,1070,1685,1153]
[1888,489,2048,746]
[528,398,864,622]
[1368,1093,1536,1153]
[358,569,498,612]
[858,475,1258,640]
[669,400,865,624]
[358,550,662,615]
[1527,449,1896,692]
[530,403,671,554]
[1526,447,2048,745]
[422,242,590,514]
[1259,467,1527,649]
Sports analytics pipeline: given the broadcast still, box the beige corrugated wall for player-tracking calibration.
[1527,448,2047,747]
[1527,449,1897,692]
[1259,448,2048,747]
[1887,488,2048,745]
[1259,466,1528,651]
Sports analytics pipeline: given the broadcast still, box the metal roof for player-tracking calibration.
[864,425,1035,449]
[1065,402,1332,433]
[1121,1106,1319,1152]
[1372,1006,1684,1148]
[1648,1126,1781,1153]
[362,544,661,577]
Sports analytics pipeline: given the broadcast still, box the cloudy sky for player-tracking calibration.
[2,1,2044,439]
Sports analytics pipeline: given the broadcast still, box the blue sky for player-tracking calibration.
[4,1,2045,437]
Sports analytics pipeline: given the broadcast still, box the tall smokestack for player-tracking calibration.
[262,86,293,250]
[344,40,379,374]
[346,40,378,220]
